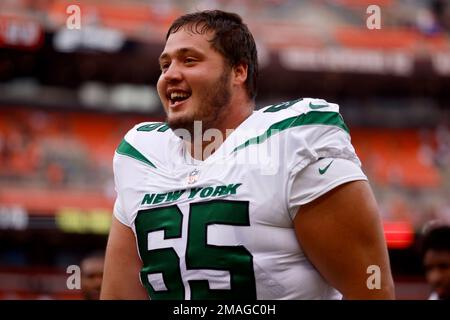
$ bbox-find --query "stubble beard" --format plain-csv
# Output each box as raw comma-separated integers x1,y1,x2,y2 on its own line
166,69,231,139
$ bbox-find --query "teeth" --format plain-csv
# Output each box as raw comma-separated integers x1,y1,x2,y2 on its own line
170,92,190,100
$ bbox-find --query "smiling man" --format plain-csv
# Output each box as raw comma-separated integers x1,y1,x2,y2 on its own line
157,31,234,134
101,10,394,300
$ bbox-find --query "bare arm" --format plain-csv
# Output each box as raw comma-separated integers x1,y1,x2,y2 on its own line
294,180,395,299
101,216,148,299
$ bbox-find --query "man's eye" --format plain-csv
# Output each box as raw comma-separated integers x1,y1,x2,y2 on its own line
160,63,170,71
185,58,196,64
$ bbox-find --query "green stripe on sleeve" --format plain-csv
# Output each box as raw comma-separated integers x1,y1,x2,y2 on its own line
116,139,157,168
233,111,349,153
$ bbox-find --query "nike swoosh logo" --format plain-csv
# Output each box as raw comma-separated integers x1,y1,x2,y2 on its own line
319,160,334,175
309,102,328,109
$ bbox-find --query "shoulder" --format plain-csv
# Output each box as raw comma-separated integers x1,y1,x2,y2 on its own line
259,97,339,114
114,121,178,170
249,98,360,169
123,121,172,142
252,97,348,135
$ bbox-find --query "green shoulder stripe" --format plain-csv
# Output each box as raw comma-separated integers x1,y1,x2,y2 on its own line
116,139,157,168
233,111,349,153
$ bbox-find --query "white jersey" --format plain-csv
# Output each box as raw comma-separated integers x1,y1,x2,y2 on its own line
113,98,367,300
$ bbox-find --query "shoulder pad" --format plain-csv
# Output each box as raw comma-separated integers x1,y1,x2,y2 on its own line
261,98,339,115
115,122,177,170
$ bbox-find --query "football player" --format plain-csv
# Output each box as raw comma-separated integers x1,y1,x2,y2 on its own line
101,10,394,300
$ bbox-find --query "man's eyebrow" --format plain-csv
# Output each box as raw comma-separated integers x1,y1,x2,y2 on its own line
159,47,203,62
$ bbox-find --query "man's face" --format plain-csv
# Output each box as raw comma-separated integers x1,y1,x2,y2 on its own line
424,250,450,300
81,257,104,300
157,26,232,134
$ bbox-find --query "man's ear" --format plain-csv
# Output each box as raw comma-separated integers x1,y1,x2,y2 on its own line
232,63,248,86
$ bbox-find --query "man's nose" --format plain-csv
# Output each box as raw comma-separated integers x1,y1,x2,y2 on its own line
163,62,182,82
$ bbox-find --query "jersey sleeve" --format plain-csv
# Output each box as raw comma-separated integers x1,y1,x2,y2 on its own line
113,195,130,227
287,157,367,219
112,133,136,228
283,99,367,219
112,123,158,228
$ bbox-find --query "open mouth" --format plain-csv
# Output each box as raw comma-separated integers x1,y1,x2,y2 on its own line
167,90,191,108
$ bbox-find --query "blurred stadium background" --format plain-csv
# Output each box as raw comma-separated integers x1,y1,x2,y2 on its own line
0,0,449,299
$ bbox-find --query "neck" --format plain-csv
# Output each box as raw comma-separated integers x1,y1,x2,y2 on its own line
186,100,254,161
